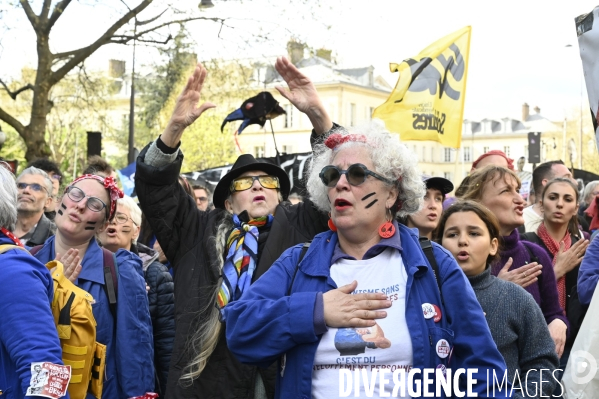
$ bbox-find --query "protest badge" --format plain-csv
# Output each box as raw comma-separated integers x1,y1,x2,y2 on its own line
26,362,71,399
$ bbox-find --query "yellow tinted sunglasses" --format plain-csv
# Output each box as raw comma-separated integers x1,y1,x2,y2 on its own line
230,175,280,193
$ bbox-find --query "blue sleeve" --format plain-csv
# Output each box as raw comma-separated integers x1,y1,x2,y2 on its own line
433,244,511,398
0,250,69,398
114,250,155,396
225,245,320,367
579,236,599,305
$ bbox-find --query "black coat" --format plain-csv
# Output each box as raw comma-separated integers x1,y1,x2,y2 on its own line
135,145,328,399
27,213,56,247
132,243,175,398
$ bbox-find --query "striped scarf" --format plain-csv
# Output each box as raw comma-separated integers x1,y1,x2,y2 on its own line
217,213,273,312
537,223,571,313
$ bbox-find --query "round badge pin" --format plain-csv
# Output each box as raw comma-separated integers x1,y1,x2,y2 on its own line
422,303,435,319
433,305,442,323
436,364,447,377
436,339,450,359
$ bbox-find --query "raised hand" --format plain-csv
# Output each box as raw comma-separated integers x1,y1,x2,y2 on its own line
323,280,391,328
497,257,542,288
274,57,332,134
162,63,216,148
56,248,82,283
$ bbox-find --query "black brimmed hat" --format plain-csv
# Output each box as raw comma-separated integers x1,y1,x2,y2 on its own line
423,176,454,195
213,154,291,210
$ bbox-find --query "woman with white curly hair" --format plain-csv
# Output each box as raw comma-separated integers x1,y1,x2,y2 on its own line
226,124,510,398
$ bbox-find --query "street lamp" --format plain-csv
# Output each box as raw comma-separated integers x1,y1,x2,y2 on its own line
0,124,6,152
199,0,214,8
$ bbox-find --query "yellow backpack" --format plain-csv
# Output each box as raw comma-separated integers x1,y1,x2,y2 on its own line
0,244,106,399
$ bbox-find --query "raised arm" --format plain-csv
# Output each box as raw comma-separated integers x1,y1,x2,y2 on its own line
161,62,215,148
274,56,332,135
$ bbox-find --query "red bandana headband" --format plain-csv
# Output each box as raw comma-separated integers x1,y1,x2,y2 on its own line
324,133,368,150
68,174,124,220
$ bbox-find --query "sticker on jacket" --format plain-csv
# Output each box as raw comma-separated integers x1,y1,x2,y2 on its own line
26,362,71,398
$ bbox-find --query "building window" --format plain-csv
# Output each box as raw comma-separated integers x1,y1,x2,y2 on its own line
463,147,471,162
284,105,293,128
369,107,375,120
350,103,356,126
444,148,452,163
422,146,427,162
444,172,452,181
431,147,435,161
483,146,489,154
504,146,510,157
282,144,292,154
254,146,265,158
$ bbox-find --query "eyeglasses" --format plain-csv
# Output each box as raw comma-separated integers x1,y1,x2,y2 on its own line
113,212,138,226
17,182,50,194
65,186,107,214
319,163,393,187
230,175,280,193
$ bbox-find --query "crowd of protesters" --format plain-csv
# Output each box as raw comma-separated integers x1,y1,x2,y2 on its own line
3,56,599,399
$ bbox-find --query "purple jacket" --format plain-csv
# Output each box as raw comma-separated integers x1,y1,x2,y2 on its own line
493,230,569,329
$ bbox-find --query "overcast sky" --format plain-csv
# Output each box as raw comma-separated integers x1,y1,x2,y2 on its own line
1,0,598,122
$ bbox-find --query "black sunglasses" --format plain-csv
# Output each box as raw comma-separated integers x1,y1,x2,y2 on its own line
319,163,393,187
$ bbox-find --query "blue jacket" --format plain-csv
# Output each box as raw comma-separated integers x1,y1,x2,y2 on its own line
34,236,154,399
0,234,69,399
578,235,599,305
226,225,510,398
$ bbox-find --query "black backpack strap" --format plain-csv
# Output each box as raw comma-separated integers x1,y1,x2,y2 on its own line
521,241,540,264
419,237,445,308
102,248,118,320
287,241,311,296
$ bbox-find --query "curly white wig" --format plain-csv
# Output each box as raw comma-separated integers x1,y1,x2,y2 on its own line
307,120,425,218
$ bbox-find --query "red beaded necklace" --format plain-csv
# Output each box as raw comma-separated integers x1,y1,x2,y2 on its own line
1,227,24,247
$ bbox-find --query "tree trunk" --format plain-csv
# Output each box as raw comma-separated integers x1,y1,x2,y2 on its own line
23,29,54,162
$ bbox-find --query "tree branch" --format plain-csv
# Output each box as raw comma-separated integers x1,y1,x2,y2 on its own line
19,0,40,30
0,79,34,100
40,0,52,22
109,33,172,45
0,106,25,135
47,0,72,32
48,0,154,87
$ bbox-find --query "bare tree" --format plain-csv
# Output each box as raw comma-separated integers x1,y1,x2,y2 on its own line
0,0,223,161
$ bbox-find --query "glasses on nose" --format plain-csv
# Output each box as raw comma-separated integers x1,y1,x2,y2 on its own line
230,175,280,193
113,212,138,226
65,186,107,213
17,182,49,194
319,163,393,187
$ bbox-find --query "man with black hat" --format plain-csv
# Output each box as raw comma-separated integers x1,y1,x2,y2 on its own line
135,58,347,398
400,175,454,239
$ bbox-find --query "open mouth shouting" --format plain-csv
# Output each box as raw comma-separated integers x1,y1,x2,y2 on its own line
334,198,352,211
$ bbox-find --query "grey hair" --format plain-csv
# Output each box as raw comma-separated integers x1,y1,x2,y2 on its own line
307,120,425,218
582,180,599,205
116,196,142,226
0,164,18,231
17,166,53,197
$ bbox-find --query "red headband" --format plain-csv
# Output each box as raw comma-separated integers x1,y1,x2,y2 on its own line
324,133,368,150
68,174,124,220
471,150,514,171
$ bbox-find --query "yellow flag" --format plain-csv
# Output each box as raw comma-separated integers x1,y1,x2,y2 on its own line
373,26,471,148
